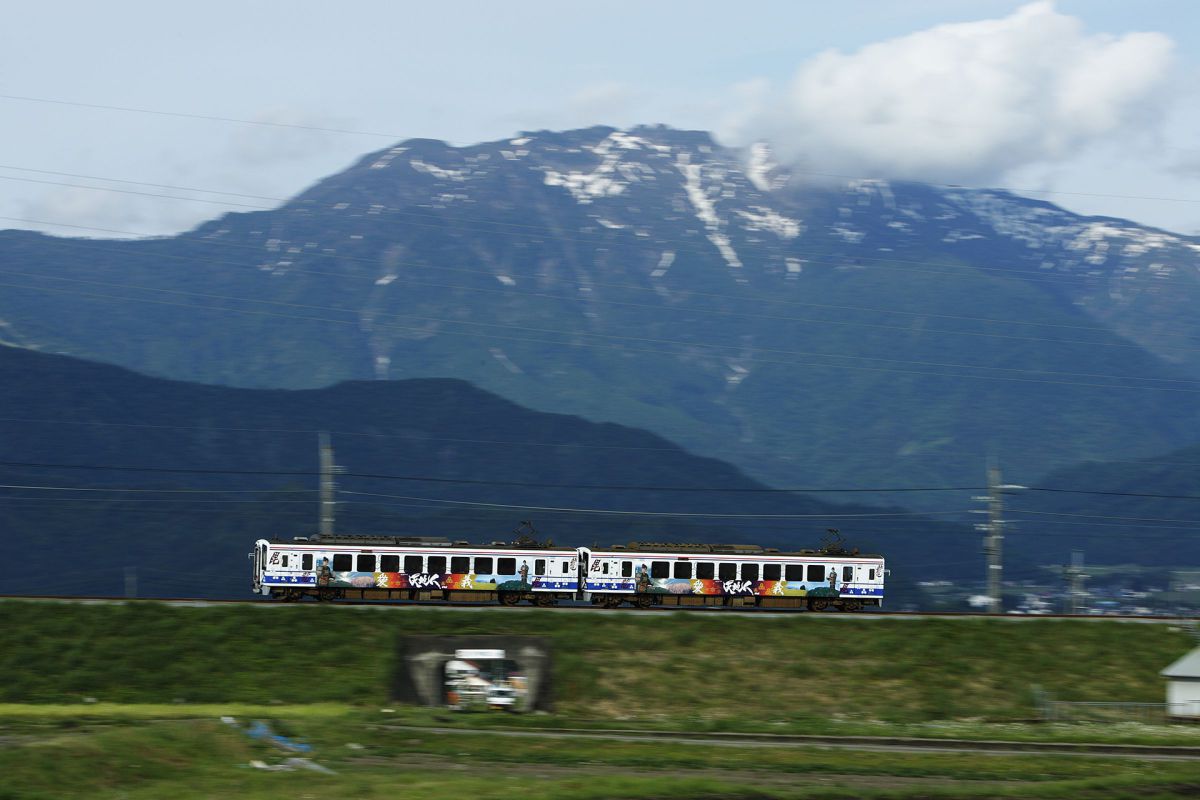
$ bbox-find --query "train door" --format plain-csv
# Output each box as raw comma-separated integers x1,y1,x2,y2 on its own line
251,541,266,594
575,547,591,600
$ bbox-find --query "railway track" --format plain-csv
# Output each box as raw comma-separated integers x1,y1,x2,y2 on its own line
1,594,1196,622
376,724,1200,761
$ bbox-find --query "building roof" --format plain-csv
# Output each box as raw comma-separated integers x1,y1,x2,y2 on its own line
1162,646,1200,679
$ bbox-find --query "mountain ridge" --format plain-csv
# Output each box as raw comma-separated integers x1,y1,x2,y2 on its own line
1,124,1197,497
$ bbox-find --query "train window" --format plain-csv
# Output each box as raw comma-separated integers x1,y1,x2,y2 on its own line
404,555,423,574
333,553,352,571
807,565,825,582
535,559,546,575
451,556,469,573
474,557,493,574
764,563,781,581
651,561,669,579
563,561,571,574
281,554,289,568
673,561,692,579
742,564,759,582
497,557,516,575
785,564,804,581
696,562,715,580
381,554,400,572
843,566,853,582
869,568,876,581
356,554,375,572
621,561,632,577
602,562,609,575
428,556,447,575
302,553,313,571
718,562,737,581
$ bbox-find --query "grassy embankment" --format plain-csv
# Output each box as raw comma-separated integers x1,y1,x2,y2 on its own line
5,600,1200,799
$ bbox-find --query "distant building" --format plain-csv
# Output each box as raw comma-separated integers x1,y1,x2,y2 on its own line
1161,647,1200,719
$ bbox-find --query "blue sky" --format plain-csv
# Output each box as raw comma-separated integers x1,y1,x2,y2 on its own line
2,1,1198,236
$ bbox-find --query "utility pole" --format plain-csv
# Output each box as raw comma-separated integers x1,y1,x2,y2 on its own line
986,463,1004,614
1065,550,1087,614
319,432,336,538
973,464,1025,614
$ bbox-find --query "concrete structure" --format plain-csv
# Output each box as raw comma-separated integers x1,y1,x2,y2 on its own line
1161,647,1200,719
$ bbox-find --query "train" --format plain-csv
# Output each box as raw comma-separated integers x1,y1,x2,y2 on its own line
250,533,886,611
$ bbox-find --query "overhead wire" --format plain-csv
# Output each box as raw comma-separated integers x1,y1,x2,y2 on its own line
5,278,1199,392
3,91,1199,204
5,265,1199,385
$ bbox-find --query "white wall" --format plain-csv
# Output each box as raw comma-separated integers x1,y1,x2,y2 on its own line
1167,680,1200,717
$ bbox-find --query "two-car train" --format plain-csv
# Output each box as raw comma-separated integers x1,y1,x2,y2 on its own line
250,534,886,611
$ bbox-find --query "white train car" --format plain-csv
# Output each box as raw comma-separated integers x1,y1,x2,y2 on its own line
250,535,885,611
581,542,886,611
251,534,579,605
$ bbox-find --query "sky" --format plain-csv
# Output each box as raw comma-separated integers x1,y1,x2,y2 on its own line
2,0,1199,238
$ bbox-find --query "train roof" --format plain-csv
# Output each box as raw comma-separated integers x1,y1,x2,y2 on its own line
601,541,883,559
275,533,571,551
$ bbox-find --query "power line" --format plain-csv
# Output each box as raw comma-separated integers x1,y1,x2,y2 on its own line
0,93,401,138
6,266,1197,384
0,461,982,493
337,489,964,518
4,462,1200,501
6,279,1199,393
17,231,1196,358
2,91,1198,206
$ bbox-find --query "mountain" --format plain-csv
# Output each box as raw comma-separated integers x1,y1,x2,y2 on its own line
1,125,1198,496
0,345,965,600
1008,444,1200,567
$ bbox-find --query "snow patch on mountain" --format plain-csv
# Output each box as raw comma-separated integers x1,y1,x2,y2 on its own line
410,159,468,181
736,206,802,239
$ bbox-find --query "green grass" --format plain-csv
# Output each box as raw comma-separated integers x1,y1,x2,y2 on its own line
2,601,1193,725
4,714,1200,800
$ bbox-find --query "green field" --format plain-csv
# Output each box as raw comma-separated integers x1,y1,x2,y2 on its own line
5,600,1200,799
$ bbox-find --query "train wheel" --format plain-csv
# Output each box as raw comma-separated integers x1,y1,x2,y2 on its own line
500,592,520,606
843,599,863,612
603,595,622,609
634,594,652,610
809,598,830,612
536,594,555,607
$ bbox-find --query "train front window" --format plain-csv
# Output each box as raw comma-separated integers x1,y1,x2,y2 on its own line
332,553,352,571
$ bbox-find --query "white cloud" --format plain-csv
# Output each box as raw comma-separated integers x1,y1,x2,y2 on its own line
726,2,1175,184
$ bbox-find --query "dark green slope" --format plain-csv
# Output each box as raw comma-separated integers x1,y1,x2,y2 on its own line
1012,445,1200,567
1,126,1197,501
0,346,965,600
